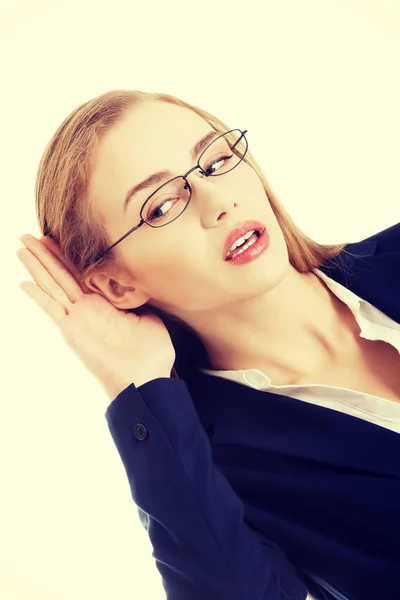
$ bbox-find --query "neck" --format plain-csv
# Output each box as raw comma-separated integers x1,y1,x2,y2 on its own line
192,266,354,385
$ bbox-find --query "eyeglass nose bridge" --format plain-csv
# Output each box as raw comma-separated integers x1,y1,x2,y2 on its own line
180,164,208,199
179,164,210,206
183,163,208,182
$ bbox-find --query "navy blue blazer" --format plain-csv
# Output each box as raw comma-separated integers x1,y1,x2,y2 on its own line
105,222,400,600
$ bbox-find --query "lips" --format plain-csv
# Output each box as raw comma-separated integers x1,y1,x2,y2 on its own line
223,220,266,260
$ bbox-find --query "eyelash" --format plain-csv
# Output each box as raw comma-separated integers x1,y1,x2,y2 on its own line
203,153,232,174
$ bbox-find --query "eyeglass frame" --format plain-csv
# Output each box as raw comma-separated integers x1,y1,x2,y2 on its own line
92,128,248,266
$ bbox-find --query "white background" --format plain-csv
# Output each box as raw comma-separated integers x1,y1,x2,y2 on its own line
1,0,399,598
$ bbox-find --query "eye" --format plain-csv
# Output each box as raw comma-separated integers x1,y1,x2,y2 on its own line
148,196,178,221
203,153,233,175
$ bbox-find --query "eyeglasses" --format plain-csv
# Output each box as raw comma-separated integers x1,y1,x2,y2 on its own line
91,128,248,266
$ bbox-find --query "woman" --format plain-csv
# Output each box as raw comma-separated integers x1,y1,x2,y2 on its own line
17,89,400,600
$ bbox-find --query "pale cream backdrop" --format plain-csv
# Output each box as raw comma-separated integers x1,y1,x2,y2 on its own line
1,0,399,598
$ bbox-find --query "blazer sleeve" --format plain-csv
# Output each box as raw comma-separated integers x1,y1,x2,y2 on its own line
105,377,308,600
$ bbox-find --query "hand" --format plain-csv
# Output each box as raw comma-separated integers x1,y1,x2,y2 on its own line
16,234,175,397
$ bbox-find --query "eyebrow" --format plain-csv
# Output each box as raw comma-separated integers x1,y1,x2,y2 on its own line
123,130,220,214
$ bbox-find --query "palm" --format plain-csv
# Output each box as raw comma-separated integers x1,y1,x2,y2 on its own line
17,234,175,392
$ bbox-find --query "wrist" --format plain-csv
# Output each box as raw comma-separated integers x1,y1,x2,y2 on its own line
104,373,171,400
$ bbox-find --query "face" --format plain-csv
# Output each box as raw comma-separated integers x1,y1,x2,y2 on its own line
87,101,289,323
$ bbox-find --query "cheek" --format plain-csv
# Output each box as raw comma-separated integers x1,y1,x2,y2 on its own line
137,251,194,292
145,252,213,308
249,173,267,198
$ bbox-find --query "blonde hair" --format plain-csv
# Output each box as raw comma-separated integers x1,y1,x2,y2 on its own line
35,89,350,380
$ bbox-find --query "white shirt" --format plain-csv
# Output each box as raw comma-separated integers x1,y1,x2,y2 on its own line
200,268,400,435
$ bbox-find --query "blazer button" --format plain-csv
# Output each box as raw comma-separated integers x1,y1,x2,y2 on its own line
134,423,148,441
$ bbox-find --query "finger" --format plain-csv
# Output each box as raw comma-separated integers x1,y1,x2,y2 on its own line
18,234,84,302
17,247,74,313
19,280,69,326
39,235,93,294
39,235,80,275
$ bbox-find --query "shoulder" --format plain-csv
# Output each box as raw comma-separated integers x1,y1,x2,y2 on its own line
320,221,400,277
348,221,400,256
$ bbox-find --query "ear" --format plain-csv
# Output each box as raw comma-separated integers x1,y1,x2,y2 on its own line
82,270,151,311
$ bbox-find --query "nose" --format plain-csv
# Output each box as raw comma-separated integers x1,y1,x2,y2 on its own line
187,172,237,224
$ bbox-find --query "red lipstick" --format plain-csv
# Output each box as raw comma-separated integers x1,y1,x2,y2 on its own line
223,220,268,263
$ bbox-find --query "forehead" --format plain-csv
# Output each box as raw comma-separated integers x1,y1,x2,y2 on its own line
89,101,211,215
99,101,210,168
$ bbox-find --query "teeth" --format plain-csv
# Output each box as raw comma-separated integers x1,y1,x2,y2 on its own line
230,234,258,258
229,229,256,253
